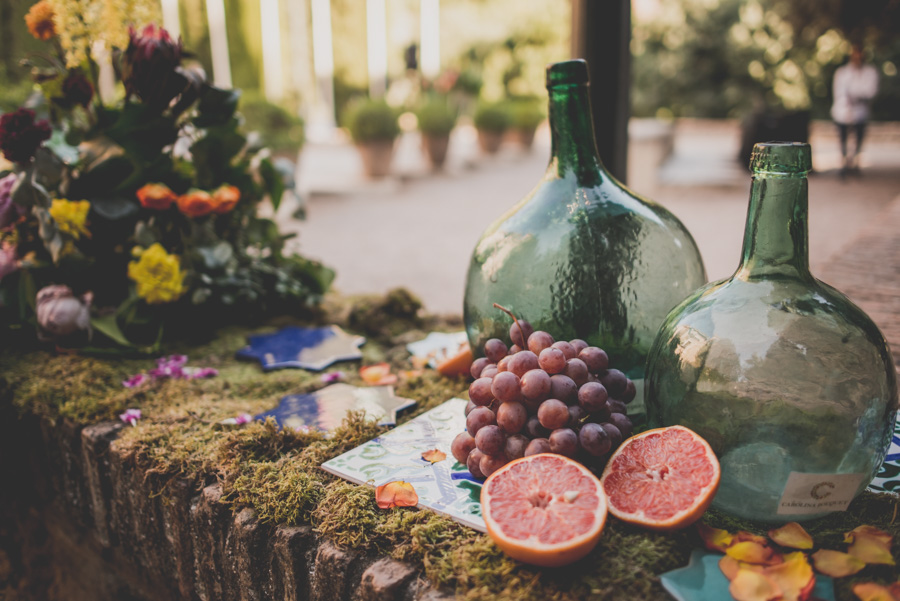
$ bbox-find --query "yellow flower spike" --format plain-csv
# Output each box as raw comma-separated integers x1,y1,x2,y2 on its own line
49,199,91,239
127,243,186,304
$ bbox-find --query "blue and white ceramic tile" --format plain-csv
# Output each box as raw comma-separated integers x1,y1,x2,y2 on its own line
660,549,834,601
236,325,365,371
321,398,486,532
406,331,469,368
255,383,416,431
868,410,900,494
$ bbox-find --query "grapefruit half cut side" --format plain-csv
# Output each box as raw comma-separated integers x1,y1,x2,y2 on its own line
480,453,608,567
600,425,720,531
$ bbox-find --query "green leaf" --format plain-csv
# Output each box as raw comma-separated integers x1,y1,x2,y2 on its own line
91,197,139,221
134,221,157,247
194,85,241,127
46,130,80,165
90,313,135,348
33,147,66,190
190,122,247,188
258,157,285,210
10,171,51,209
31,206,64,263
197,241,233,271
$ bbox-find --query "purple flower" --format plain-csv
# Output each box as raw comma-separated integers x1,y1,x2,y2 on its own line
0,173,22,230
60,70,94,108
0,108,51,165
148,354,189,379
321,371,345,384
235,413,253,425
0,243,17,282
122,373,149,388
184,367,218,379
35,284,92,342
119,408,142,426
122,24,184,108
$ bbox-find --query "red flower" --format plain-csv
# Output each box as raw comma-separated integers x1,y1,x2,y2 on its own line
176,190,215,217
0,109,51,165
211,184,240,214
136,183,177,210
121,24,183,107
60,71,94,108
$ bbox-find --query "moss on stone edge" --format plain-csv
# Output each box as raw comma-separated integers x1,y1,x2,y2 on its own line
2,289,898,601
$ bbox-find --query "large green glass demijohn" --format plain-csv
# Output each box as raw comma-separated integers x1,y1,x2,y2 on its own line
463,59,706,393
645,142,898,522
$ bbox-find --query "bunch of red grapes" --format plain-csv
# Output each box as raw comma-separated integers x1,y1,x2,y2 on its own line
451,317,635,480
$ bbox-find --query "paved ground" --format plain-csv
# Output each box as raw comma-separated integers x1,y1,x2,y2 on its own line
275,119,900,315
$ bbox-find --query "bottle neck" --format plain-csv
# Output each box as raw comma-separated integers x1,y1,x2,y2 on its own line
547,84,604,185
736,173,810,280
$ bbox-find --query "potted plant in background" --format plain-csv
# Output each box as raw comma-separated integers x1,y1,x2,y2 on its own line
346,99,400,178
416,96,457,169
508,98,545,151
239,94,305,161
473,102,510,155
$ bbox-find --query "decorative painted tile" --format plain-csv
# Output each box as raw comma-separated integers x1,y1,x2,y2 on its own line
255,383,416,431
660,549,835,601
321,398,486,532
406,331,469,368
868,410,900,494
236,325,365,371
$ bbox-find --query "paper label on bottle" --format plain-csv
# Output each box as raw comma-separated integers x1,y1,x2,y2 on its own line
777,472,865,515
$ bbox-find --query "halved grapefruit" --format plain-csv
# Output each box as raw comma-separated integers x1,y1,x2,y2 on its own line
480,453,608,567
600,425,720,531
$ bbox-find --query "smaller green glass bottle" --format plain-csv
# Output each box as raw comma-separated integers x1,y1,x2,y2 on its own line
645,142,898,522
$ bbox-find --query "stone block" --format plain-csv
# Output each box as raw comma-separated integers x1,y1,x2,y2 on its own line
191,483,231,601
270,525,315,601
311,541,357,601
80,420,123,547
160,478,199,600
355,558,417,601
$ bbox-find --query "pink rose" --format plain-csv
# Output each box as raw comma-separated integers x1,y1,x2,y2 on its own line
35,284,92,342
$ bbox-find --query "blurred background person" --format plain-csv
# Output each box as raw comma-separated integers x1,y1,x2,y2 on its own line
831,44,879,175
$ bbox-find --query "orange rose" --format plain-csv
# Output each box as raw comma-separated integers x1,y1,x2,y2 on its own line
25,1,55,41
176,189,215,217
211,184,240,214
136,183,177,210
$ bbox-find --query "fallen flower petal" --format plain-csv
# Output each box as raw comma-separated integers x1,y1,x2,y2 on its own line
235,413,253,425
321,371,344,384
119,408,141,427
852,582,898,601
726,541,782,566
729,568,781,601
845,526,893,547
698,523,735,553
184,367,219,379
360,363,398,386
764,552,815,601
811,549,866,578
436,343,473,377
421,449,446,463
734,531,771,546
720,555,764,581
122,373,149,388
375,481,418,509
849,533,896,566
768,522,814,550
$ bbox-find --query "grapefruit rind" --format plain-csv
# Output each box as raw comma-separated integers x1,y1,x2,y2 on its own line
481,453,608,567
600,425,720,532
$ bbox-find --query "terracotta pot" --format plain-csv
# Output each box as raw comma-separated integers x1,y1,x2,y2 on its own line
422,133,450,169
356,139,395,178
477,129,504,155
513,126,537,150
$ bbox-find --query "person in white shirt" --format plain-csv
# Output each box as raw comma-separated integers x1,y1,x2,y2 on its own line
831,44,879,175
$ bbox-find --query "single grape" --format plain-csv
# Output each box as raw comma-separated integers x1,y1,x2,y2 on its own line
538,347,567,375
524,438,551,456
606,399,627,415
480,453,508,478
549,374,578,404
497,356,511,372
451,431,477,464
465,400,476,416
497,401,527,434
608,413,633,439
508,351,540,377
509,319,534,348
520,369,551,401
601,423,623,448
569,339,589,354
480,365,499,379
579,346,609,373
468,377,495,406
466,406,495,436
538,399,569,430
549,428,578,458
587,401,611,424
567,404,588,428
527,331,555,355
505,434,529,460
552,340,577,360
525,415,550,438
600,369,628,398
621,379,637,403
509,344,522,354
564,358,590,387
491,371,521,403
578,423,612,457
483,338,508,363
577,381,609,413
470,357,491,379
467,449,486,479
475,425,506,456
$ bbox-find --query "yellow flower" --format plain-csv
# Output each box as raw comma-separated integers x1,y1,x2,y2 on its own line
49,199,90,239
25,1,56,41
127,243,186,304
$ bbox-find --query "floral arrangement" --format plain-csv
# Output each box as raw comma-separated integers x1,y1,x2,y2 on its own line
0,2,333,350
